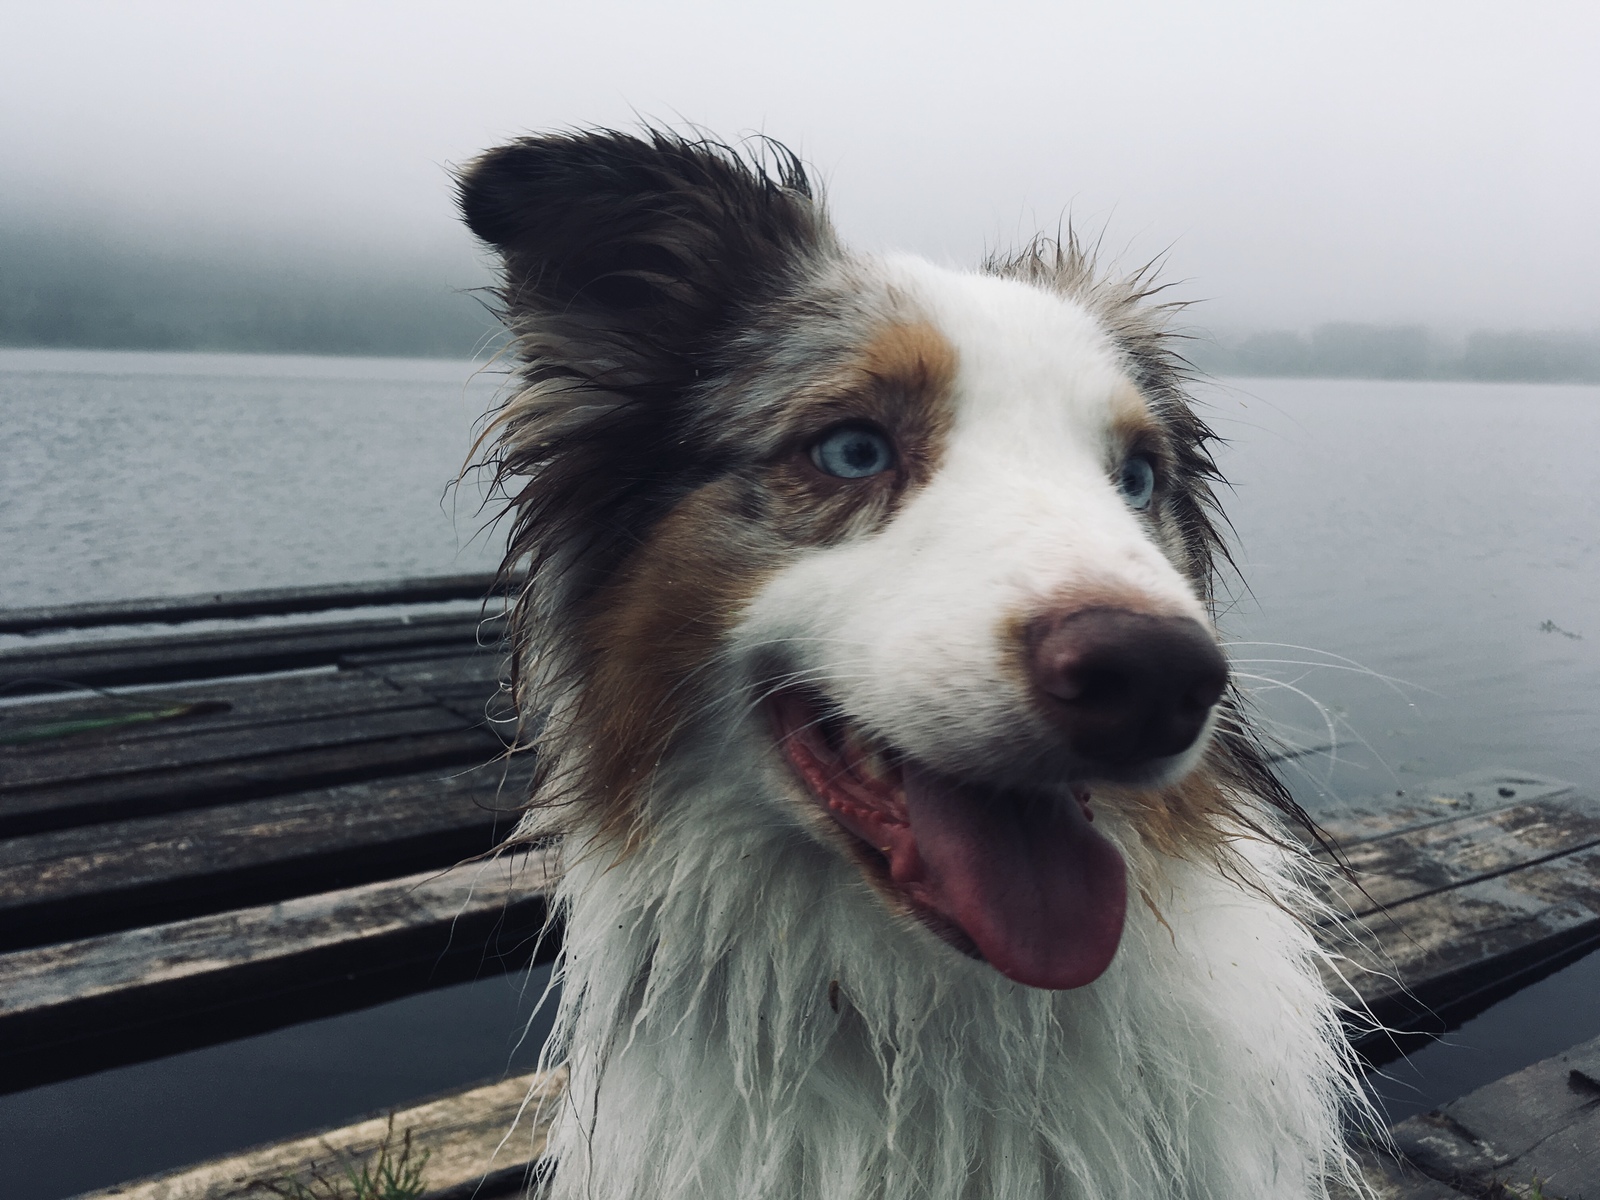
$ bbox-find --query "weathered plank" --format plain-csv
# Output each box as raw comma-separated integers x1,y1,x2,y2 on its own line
0,763,529,949
0,723,504,837
0,668,411,752
1332,864,1600,1038
66,1080,1478,1200
0,653,516,832
33,769,1600,1199
0,854,557,1091
0,573,511,637
1320,789,1600,919
1315,770,1577,848
1336,1149,1474,1199
2,700,478,793
0,611,501,694
348,651,507,690
68,1067,564,1200
1312,776,1600,1040
349,651,520,735
1389,1035,1600,1198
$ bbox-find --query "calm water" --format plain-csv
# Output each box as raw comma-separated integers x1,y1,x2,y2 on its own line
1206,375,1600,809
2,352,1598,1194
0,348,503,608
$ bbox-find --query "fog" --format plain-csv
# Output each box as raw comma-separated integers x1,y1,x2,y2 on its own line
3,0,1598,336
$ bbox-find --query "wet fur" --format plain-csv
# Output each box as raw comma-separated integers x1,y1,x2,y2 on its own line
458,129,1371,1199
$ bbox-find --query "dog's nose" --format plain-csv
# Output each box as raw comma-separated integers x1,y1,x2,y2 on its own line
1026,607,1229,767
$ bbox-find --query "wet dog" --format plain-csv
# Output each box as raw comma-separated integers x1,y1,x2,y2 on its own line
458,130,1368,1200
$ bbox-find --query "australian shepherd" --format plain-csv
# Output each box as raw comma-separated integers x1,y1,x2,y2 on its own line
457,130,1369,1200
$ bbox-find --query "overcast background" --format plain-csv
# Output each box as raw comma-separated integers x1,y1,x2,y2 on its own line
2,0,1597,363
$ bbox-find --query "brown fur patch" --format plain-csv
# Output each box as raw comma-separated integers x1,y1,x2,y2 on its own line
858,319,960,401
565,319,958,849
574,479,787,847
1097,761,1242,864
759,319,958,545
1107,381,1161,449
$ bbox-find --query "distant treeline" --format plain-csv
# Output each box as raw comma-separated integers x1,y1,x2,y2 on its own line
0,223,502,360
1193,323,1600,384
4,222,1598,380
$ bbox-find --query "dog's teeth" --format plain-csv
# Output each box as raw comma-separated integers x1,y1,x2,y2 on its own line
843,728,893,783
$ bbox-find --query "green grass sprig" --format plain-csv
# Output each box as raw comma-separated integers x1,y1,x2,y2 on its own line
255,1116,430,1200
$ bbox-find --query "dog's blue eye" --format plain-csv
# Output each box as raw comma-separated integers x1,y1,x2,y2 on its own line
811,425,895,479
1117,454,1156,510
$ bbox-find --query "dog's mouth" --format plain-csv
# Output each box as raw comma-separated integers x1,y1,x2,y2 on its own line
769,689,1128,990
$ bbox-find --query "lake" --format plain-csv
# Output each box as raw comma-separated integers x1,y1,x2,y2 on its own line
2,349,1598,1196
0,348,502,610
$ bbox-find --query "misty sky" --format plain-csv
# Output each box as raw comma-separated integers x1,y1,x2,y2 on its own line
3,0,1597,331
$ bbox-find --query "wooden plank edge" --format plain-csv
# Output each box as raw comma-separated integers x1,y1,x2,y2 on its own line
1336,1147,1474,1198
1360,930,1600,1058
0,573,518,637
0,618,503,695
0,855,558,1092
0,699,479,793
1332,920,1600,1061
0,819,513,956
0,728,508,839
1315,773,1579,851
68,1067,566,1200
1326,801,1600,925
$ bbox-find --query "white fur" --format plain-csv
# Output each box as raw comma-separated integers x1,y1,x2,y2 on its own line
525,259,1371,1199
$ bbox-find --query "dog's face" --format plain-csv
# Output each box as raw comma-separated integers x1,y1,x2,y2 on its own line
461,132,1249,992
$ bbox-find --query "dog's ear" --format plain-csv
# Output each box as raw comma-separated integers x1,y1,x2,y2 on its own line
458,130,829,382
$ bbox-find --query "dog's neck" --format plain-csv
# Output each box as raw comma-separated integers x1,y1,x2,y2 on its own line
532,747,1360,1200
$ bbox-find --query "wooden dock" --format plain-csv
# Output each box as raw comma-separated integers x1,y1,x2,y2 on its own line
0,576,552,1092
1382,1033,1600,1197
1312,769,1600,1059
1,580,1597,1198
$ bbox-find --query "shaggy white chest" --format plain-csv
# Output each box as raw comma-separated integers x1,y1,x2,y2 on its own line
535,772,1351,1200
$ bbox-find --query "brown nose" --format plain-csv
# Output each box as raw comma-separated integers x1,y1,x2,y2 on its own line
1027,607,1229,768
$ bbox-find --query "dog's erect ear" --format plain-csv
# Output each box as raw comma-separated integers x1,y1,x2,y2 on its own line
457,130,829,379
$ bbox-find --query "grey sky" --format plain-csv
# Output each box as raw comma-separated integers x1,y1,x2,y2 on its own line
3,0,1596,330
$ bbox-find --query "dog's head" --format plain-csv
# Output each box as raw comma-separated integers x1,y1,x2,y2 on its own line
461,130,1291,991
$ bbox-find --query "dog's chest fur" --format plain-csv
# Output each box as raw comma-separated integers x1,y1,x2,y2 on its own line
541,779,1349,1200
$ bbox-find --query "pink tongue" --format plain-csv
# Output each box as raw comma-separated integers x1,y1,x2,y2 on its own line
895,768,1128,990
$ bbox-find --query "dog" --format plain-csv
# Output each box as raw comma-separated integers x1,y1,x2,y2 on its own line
457,130,1370,1200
